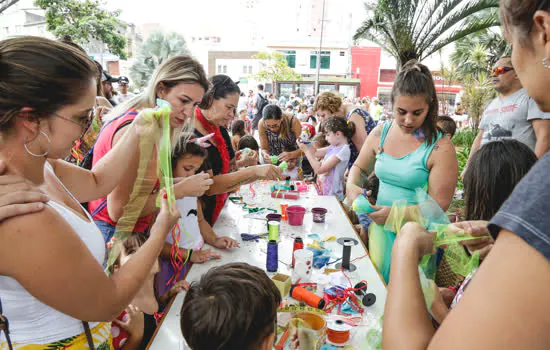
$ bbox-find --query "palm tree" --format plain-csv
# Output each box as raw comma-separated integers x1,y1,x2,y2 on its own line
129,31,189,89
451,29,511,76
354,0,500,68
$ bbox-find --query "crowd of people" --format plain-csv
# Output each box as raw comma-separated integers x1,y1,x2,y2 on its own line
1,0,550,348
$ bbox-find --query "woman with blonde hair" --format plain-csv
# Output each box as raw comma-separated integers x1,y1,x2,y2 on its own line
314,91,377,168
0,36,180,348
89,56,214,245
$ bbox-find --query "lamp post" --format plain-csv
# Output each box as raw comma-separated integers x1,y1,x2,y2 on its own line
315,0,326,95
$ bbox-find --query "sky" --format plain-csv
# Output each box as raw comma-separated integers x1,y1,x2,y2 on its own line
104,0,366,43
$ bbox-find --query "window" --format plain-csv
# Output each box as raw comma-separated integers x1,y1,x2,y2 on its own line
248,65,253,74
223,65,228,74
279,50,296,68
340,51,346,56
310,51,331,69
243,65,248,74
218,65,222,73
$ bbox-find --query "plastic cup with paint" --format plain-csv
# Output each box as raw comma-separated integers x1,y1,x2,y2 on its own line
292,249,314,283
287,205,306,226
311,207,328,223
268,221,280,241
266,213,282,230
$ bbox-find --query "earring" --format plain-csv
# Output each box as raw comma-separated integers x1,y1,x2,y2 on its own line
24,130,51,157
543,57,550,69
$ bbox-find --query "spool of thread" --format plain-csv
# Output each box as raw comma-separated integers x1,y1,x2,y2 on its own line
290,286,325,309
327,320,351,345
292,237,304,267
266,240,278,272
335,237,358,272
268,221,280,241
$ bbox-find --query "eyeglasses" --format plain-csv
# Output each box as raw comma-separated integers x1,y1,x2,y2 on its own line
53,107,95,132
491,66,514,76
264,121,281,130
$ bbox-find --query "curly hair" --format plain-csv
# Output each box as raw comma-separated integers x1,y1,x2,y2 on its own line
313,91,343,114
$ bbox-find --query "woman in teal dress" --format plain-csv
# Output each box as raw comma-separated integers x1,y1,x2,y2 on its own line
346,61,458,283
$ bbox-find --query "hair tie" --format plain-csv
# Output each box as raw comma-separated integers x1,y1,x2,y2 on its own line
188,133,214,148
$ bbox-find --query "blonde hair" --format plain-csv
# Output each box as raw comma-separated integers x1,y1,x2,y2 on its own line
104,56,209,127
313,91,343,114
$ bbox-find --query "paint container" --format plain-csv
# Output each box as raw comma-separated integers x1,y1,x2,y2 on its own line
311,207,328,223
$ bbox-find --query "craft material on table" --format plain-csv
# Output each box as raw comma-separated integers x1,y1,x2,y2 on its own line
312,207,328,223
292,249,314,283
268,221,280,241
267,240,279,272
287,205,306,226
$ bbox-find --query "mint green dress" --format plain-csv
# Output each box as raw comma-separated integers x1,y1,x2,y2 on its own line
370,121,442,283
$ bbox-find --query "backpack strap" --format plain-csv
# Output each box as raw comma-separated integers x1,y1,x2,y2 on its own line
0,297,13,350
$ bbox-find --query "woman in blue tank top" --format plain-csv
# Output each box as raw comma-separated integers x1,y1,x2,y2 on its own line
346,61,458,283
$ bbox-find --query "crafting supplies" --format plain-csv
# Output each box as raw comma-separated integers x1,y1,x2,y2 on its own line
352,195,376,215
292,237,304,267
335,238,359,272
271,190,299,200
266,240,279,272
287,205,306,226
272,273,292,297
290,286,325,309
280,204,289,221
326,319,352,345
311,207,328,223
268,221,280,241
353,282,376,307
266,213,282,230
278,305,327,315
292,249,313,283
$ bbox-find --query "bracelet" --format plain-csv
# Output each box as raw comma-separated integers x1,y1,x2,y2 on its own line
183,249,193,265
363,188,368,197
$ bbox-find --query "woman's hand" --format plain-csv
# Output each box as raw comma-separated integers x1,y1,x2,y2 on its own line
235,149,259,167
174,172,214,198
150,190,181,239
450,220,494,260
190,248,222,263
0,160,48,221
368,205,391,225
260,149,271,163
278,150,300,162
397,222,436,258
212,236,240,249
113,305,145,340
345,183,364,205
166,280,190,300
254,164,283,180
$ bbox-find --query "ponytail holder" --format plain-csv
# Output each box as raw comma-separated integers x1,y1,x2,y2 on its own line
188,132,215,148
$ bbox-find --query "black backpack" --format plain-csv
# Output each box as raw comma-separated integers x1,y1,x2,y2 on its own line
252,93,268,130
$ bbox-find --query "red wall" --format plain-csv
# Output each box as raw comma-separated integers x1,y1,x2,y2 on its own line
351,47,381,98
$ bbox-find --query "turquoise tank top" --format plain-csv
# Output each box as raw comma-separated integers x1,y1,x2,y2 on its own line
374,122,442,207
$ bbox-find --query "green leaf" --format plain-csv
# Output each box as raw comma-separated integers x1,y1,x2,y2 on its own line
35,0,127,59
250,51,302,82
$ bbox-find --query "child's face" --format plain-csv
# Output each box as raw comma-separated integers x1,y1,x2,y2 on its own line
120,244,160,275
174,155,205,178
286,157,297,170
325,131,343,145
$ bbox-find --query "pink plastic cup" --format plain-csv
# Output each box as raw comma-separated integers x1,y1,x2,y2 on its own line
287,206,306,226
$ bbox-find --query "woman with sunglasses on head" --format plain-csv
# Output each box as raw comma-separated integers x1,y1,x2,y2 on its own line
382,2,550,348
194,75,282,225
462,57,550,178
89,56,214,245
0,36,183,348
258,104,303,164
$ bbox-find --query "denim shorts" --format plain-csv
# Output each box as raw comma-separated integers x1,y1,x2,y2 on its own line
358,213,374,232
95,220,116,244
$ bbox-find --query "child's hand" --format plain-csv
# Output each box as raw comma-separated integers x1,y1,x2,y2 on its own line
213,236,240,249
113,305,144,340
260,149,271,163
174,172,214,198
166,280,190,300
297,141,310,153
345,183,364,205
151,190,180,238
190,248,222,263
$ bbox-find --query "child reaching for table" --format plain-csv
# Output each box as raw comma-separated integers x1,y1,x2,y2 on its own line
281,144,303,180
298,116,353,200
156,136,239,298
110,233,190,349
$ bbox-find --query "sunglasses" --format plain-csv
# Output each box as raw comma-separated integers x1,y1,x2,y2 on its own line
491,66,514,76
53,107,95,133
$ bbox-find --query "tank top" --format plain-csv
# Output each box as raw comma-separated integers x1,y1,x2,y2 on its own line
88,109,153,233
374,121,442,207
0,163,105,344
345,107,377,169
266,116,298,156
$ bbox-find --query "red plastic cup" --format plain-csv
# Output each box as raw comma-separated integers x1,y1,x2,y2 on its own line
287,206,306,226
